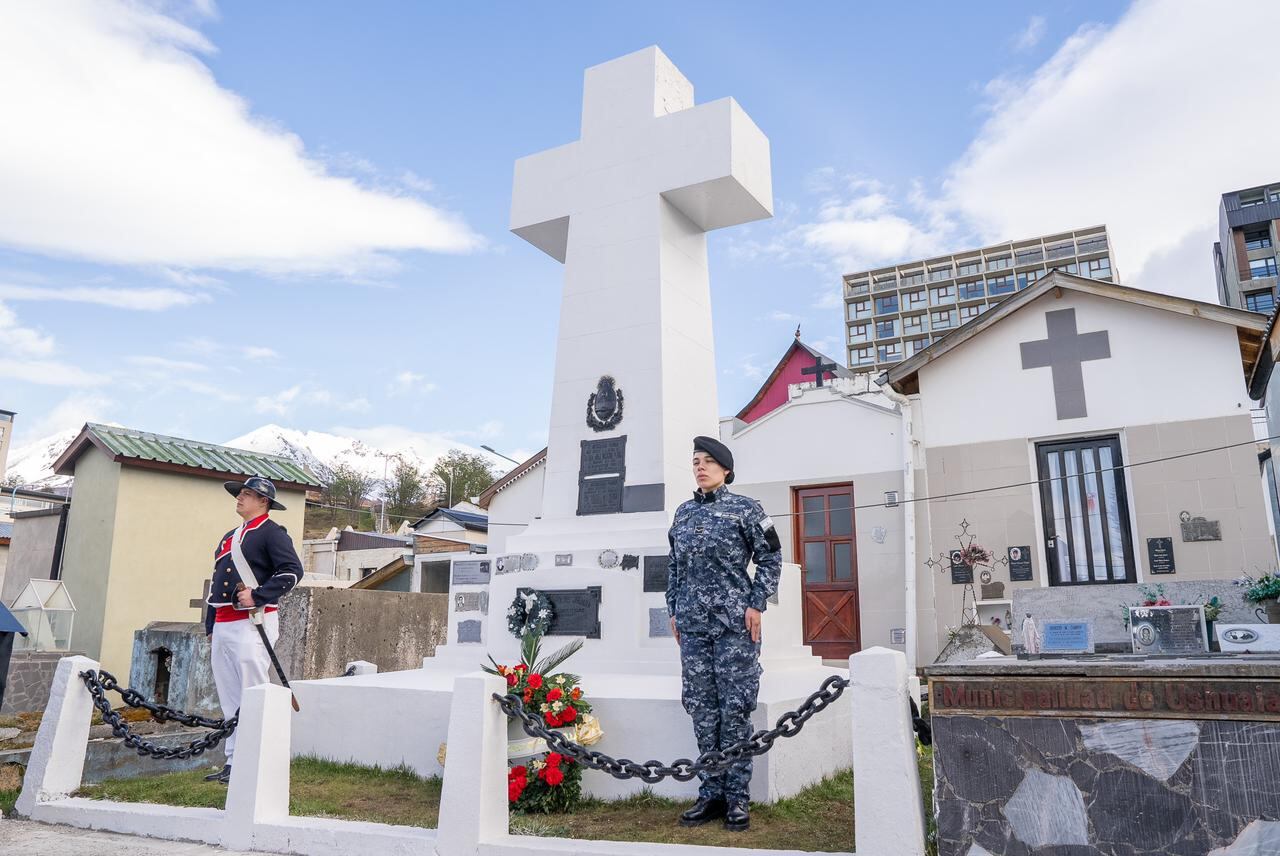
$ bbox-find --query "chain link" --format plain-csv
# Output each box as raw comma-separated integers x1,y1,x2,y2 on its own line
79,669,237,761
342,664,358,677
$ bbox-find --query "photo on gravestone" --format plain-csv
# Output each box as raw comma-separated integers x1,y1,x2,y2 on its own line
1130,605,1208,655
642,555,668,592
521,586,603,639
1008,545,1033,582
451,559,490,586
1146,537,1176,574
949,550,974,584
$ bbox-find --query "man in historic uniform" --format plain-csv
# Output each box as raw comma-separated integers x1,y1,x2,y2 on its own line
666,436,782,831
203,476,303,784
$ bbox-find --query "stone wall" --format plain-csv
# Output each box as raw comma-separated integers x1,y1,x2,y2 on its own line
1013,580,1259,652
129,622,219,718
2,651,72,714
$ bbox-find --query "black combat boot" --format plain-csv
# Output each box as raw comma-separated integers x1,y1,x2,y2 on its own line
679,796,726,827
724,799,750,832
203,764,231,784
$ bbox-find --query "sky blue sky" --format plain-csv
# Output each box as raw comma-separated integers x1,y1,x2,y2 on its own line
3,1,1276,470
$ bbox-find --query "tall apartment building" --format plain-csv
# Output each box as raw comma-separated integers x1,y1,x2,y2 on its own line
1213,182,1280,314
0,409,13,480
842,225,1116,374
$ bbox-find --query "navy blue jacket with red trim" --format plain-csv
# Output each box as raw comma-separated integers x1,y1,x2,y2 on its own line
204,514,304,635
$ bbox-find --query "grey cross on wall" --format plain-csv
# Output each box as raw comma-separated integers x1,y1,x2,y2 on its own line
1019,308,1110,420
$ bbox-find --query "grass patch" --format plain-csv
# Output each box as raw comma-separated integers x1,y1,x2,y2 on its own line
0,789,18,816
67,747,938,852
77,757,442,828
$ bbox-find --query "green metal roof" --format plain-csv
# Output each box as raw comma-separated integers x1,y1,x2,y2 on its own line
74,423,323,488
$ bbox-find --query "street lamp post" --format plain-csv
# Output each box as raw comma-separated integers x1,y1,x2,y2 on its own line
481,444,521,465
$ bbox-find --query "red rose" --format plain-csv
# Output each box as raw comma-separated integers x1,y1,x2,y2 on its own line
523,690,533,703
527,674,544,689
508,780,525,801
514,663,526,672
506,673,518,687
547,687,563,702
545,752,562,768
509,765,527,780
570,687,582,700
560,706,577,723
544,711,561,727
543,766,565,786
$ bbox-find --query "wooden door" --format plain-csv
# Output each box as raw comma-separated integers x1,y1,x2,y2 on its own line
794,483,860,658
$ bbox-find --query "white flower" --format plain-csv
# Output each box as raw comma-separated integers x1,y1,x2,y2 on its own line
531,759,545,771
506,607,516,616
554,676,565,685
537,609,549,618
552,701,564,712
540,703,550,712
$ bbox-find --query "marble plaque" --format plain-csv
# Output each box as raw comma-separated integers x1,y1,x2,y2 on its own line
457,620,482,643
526,586,602,639
455,591,489,614
1130,605,1207,655
452,560,490,586
1216,624,1280,653
642,555,667,592
555,553,573,567
649,607,673,637
1041,621,1094,654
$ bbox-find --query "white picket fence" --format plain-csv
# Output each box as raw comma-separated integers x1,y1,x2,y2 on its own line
9,647,926,856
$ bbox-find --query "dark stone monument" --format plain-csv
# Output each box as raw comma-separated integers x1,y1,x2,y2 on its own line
642,555,668,592
1146,537,1176,574
1130,605,1207,655
451,559,491,586
1008,545,1032,582
522,586,602,639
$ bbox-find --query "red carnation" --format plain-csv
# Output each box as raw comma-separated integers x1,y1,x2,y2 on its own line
523,689,533,703
560,706,577,723
544,711,561,727
527,673,544,689
509,765,527,780
508,780,525,801
543,766,565,786
506,673,518,687
545,752,562,768
547,687,563,702
514,663,526,672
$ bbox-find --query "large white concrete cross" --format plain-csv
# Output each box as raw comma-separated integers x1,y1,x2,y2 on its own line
510,47,772,545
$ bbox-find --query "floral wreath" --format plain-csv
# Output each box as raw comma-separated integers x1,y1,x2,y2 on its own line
508,589,554,639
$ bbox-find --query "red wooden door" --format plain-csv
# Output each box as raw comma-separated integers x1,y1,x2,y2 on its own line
794,484,860,659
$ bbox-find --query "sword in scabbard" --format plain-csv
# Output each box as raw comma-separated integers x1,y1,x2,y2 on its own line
236,583,301,712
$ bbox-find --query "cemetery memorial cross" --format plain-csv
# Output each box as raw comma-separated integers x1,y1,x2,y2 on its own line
801,355,838,388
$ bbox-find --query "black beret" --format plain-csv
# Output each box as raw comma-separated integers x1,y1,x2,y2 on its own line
693,435,734,484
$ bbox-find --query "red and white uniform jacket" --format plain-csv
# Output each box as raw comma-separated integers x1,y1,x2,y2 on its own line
204,514,303,635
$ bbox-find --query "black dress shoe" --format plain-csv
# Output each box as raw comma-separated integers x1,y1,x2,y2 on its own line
724,800,750,832
203,764,231,784
679,796,726,827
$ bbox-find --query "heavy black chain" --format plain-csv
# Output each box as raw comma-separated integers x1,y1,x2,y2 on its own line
79,669,237,760
342,664,358,677
495,674,932,783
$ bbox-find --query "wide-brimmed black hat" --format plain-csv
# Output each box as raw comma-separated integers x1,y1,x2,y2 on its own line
693,435,734,484
224,476,286,510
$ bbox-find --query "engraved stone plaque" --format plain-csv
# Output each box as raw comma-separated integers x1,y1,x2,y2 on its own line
578,476,624,515
1147,537,1175,574
949,550,973,585
452,560,490,586
1130,605,1207,655
1008,546,1033,582
455,591,489,614
555,553,573,567
580,436,626,477
1179,513,1221,543
642,555,667,592
522,586,602,639
457,620,482,643
578,436,626,515
1041,621,1094,654
649,608,673,637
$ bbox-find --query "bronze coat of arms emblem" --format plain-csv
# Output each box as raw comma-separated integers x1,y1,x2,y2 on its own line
586,375,624,431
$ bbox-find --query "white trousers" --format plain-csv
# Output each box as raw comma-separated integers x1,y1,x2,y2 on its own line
211,611,279,765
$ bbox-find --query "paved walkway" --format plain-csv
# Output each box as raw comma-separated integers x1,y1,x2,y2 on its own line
0,820,263,855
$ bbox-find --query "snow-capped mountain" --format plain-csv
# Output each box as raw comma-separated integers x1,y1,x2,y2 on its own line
4,423,511,492
4,427,83,489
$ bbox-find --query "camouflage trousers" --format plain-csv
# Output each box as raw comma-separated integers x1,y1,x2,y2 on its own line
677,624,762,802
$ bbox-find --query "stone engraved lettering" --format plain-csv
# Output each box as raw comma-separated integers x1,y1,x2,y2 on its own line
1147,537,1176,574
642,555,667,592
578,476,624,516
1008,545,1033,582
457,620,483,644
451,560,490,586
1130,605,1207,655
521,586,603,639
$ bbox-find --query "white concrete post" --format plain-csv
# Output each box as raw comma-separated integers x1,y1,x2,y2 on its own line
345,660,377,676
222,683,293,852
435,672,509,856
850,647,926,856
15,655,98,817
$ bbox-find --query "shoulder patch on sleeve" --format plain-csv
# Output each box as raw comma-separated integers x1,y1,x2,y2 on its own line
759,515,781,551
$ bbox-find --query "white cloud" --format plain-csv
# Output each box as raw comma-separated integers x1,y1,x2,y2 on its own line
388,370,436,396
242,346,278,360
253,384,367,415
0,302,55,358
769,311,800,322
20,392,115,442
0,300,108,386
1013,16,1047,52
0,2,482,275
0,284,210,310
126,355,209,373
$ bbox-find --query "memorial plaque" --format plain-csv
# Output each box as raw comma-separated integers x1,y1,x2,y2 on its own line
455,591,489,614
620,553,639,571
949,550,973,584
1008,546,1033,582
1041,621,1094,654
890,628,907,645
555,553,574,567
981,581,1006,601
1130,605,1207,655
451,560,490,586
643,555,667,592
1179,513,1222,542
578,476,624,515
457,620,483,643
522,586,603,639
580,436,627,477
649,608,673,637
1216,624,1280,653
520,553,540,571
1147,538,1176,574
